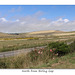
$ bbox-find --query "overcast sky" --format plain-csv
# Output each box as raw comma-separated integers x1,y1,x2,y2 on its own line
0,5,75,33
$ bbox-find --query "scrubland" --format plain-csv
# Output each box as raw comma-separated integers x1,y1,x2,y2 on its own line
0,30,75,69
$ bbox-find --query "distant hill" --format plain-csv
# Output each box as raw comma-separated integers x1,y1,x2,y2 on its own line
0,30,75,38
27,30,64,35
0,32,8,36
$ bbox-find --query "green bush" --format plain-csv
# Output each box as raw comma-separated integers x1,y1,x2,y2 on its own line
48,42,70,56
69,41,75,52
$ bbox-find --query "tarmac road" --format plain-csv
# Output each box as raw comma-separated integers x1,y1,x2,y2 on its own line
0,41,73,58
0,46,46,58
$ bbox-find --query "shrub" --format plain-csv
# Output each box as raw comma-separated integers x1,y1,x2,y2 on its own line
69,41,75,52
27,49,39,62
27,47,56,63
48,42,70,56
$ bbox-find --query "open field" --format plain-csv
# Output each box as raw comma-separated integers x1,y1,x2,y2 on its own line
0,41,75,69
0,30,75,52
0,30,75,69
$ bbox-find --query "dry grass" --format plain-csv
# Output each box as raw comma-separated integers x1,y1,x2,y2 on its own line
0,47,75,69
27,30,59,35
0,30,75,53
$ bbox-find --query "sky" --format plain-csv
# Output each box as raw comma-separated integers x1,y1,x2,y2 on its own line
0,5,75,33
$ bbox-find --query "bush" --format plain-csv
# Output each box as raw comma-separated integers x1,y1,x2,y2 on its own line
69,41,75,52
48,42,70,56
27,47,56,63
27,50,39,62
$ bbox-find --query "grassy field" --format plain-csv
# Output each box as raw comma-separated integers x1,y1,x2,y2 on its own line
0,41,75,69
0,30,75,52
0,30,75,69
34,52,75,69
0,37,75,52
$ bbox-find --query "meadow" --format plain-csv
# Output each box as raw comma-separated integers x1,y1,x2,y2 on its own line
0,32,75,52
0,30,75,68
0,41,75,69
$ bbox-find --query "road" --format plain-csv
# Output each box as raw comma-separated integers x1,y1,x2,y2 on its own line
0,46,46,58
0,41,73,58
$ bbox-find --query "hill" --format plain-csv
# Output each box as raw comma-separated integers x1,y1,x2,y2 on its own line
0,30,75,38
27,30,64,35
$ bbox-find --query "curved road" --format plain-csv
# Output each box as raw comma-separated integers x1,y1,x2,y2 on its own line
0,46,46,58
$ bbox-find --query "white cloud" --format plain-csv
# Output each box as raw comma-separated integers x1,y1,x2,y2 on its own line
57,18,63,22
64,19,69,22
57,18,69,23
16,19,19,22
0,18,7,22
0,12,75,33
41,18,46,20
21,22,26,25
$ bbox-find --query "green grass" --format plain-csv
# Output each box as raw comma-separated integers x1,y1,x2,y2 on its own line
0,37,68,52
0,36,75,53
0,30,75,52
0,31,75,68
0,51,75,69
0,39,49,52
0,41,75,69
33,52,75,69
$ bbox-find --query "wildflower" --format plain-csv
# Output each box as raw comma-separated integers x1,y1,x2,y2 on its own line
40,52,43,54
40,48,42,50
38,50,43,54
55,53,58,56
53,58,55,59
38,51,41,54
50,49,53,52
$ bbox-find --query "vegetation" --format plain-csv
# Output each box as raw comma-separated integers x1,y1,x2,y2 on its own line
0,30,75,52
69,41,75,52
0,41,75,69
0,30,75,68
48,42,70,56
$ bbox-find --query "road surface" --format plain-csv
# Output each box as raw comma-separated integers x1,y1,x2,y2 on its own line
0,41,73,58
0,46,46,58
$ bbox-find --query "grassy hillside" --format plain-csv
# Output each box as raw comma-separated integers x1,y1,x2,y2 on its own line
0,30,75,38
27,30,63,35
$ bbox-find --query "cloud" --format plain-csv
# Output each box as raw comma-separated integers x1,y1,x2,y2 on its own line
0,11,75,33
16,19,19,22
57,18,69,22
41,18,46,20
57,18,63,22
64,19,69,22
0,18,7,22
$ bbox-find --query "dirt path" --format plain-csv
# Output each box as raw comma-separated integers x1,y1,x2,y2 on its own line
0,46,46,58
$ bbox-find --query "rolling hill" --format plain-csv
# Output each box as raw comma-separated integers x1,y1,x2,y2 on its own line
0,30,75,38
